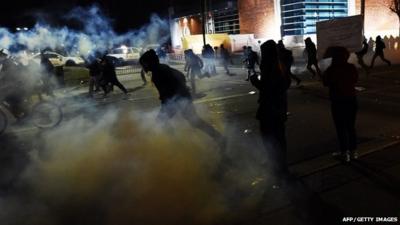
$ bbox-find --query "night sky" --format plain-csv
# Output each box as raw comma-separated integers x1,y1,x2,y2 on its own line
0,0,198,33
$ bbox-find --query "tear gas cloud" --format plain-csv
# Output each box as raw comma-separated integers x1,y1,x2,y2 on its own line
1,107,268,225
0,5,170,58
0,5,270,225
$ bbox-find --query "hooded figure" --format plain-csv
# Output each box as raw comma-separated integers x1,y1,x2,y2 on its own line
304,37,321,79
323,46,359,162
139,49,226,150
250,40,291,186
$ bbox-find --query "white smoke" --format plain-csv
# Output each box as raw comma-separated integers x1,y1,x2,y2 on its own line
0,5,170,58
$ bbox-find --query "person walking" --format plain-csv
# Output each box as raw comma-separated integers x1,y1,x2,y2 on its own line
250,40,291,187
304,37,321,79
243,46,259,81
220,44,231,75
370,35,391,68
185,49,204,95
86,55,103,97
323,46,359,162
202,44,216,76
277,40,300,86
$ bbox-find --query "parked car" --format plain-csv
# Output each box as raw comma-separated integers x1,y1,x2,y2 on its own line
31,51,85,67
107,46,141,65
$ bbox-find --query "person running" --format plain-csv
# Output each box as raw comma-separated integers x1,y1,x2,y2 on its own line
323,46,359,162
243,46,259,81
100,55,128,97
370,35,391,68
185,49,204,95
277,40,300,86
139,49,225,147
250,40,291,187
304,37,321,79
355,38,370,76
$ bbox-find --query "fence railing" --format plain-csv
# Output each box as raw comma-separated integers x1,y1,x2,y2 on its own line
115,65,142,75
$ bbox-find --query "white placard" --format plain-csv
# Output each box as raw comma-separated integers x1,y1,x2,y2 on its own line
316,15,364,58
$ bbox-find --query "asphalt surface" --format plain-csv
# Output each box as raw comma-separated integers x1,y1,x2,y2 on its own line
1,63,400,224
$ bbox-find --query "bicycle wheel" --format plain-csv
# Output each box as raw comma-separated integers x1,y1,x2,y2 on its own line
31,101,63,129
0,109,8,135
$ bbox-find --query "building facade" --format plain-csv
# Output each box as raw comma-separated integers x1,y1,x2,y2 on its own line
281,0,349,36
237,0,398,40
170,0,399,50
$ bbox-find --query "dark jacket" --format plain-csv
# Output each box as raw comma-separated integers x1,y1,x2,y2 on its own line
151,64,191,103
251,64,291,122
323,63,358,100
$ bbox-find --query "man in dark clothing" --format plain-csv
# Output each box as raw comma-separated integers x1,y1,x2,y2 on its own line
250,40,291,187
101,55,128,97
220,44,231,75
304,37,321,79
243,47,259,81
184,49,203,95
323,46,359,162
370,35,391,68
139,49,225,147
355,39,369,76
277,40,300,86
86,56,103,97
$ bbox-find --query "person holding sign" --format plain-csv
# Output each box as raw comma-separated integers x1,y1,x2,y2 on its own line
322,46,359,162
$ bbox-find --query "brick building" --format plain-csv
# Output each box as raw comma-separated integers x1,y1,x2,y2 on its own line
169,0,399,50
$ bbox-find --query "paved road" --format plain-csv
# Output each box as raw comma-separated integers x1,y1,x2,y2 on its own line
1,64,400,224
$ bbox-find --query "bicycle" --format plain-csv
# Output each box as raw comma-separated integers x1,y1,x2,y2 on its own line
0,98,63,135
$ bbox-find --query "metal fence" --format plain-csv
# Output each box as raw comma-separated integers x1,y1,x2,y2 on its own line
115,65,142,75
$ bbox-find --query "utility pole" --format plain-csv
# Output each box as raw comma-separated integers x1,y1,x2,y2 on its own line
361,0,365,25
360,0,365,37
201,0,207,46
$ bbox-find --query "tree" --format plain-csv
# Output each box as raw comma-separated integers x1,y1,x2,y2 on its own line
389,0,400,36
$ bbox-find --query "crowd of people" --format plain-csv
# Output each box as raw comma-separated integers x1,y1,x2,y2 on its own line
138,34,393,188
0,34,395,188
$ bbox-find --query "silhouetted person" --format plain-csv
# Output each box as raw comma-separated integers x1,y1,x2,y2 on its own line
101,55,128,97
243,46,259,81
277,40,300,86
139,49,225,146
220,44,231,75
370,35,391,68
86,55,102,97
355,39,370,76
304,37,321,79
322,46,358,162
202,44,216,76
185,49,203,94
250,40,291,187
